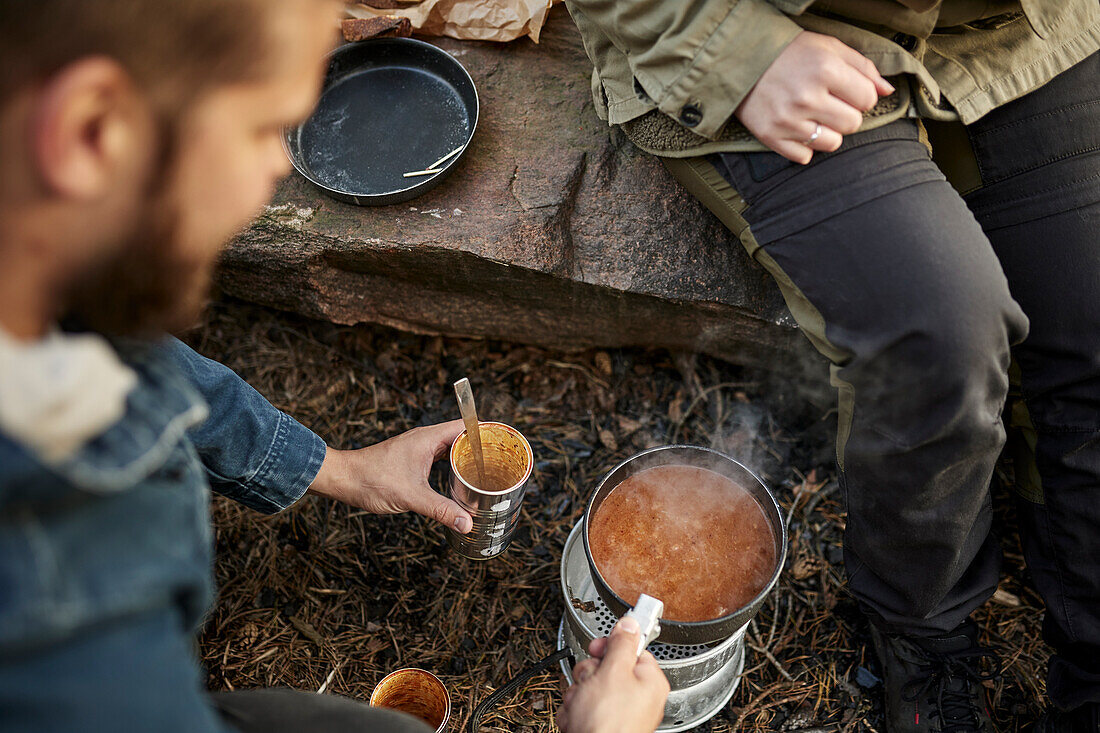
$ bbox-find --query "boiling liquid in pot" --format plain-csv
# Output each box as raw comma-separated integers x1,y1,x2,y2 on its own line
589,465,776,623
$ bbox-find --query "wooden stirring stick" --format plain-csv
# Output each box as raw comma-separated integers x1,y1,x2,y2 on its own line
453,378,486,489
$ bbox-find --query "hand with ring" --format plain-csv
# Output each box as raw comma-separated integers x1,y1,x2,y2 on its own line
804,123,823,146
734,31,895,165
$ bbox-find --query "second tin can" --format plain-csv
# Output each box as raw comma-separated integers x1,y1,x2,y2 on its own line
445,422,533,559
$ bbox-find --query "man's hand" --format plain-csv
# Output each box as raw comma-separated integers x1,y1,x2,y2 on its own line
734,31,894,164
307,420,473,534
556,617,670,733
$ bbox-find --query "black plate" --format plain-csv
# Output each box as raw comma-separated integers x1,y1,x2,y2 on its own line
284,38,478,206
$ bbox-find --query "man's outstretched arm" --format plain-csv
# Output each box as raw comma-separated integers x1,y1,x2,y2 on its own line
164,338,473,532
164,337,326,513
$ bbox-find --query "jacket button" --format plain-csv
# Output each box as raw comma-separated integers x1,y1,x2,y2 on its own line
892,33,917,51
679,104,703,127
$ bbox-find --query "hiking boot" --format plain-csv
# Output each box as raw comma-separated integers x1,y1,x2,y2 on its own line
870,620,997,733
1034,703,1100,733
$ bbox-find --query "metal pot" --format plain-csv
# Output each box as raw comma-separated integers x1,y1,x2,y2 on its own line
581,445,787,645
561,522,747,731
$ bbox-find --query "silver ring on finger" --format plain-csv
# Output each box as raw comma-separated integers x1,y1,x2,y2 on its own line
803,123,822,146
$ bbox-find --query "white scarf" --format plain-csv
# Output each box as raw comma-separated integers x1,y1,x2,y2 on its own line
0,326,137,462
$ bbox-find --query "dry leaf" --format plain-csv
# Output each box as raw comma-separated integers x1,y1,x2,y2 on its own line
616,416,642,434
791,555,824,580
594,351,612,377
364,638,389,655
598,429,617,452
668,398,683,424
289,615,325,647
992,588,1021,607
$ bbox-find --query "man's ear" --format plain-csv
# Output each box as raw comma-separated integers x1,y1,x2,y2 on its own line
32,57,151,200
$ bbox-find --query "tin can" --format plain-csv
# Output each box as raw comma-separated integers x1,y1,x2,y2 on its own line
370,667,450,732
445,421,533,560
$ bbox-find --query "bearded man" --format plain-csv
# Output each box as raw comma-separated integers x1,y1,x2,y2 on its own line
0,1,671,731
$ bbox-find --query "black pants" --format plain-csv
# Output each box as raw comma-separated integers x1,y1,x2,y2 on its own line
664,53,1100,711
210,689,433,733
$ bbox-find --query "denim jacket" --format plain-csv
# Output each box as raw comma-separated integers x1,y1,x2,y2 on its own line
0,337,325,733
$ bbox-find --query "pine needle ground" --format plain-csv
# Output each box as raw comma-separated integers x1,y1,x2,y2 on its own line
192,298,1047,732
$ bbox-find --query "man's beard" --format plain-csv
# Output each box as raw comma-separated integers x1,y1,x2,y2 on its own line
58,195,213,338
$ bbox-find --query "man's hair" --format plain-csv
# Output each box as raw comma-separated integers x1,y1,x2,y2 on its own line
1,0,326,337
0,0,284,110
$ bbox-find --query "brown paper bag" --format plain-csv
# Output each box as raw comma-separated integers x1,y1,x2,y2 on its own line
346,0,557,43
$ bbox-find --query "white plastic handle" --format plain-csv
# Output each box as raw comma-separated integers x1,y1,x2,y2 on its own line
621,593,664,657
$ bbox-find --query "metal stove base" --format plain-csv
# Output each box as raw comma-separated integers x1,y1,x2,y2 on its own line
558,618,744,732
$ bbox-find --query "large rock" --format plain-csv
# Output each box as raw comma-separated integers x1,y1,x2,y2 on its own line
218,7,815,370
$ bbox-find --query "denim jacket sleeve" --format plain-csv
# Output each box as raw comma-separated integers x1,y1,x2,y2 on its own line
164,338,326,513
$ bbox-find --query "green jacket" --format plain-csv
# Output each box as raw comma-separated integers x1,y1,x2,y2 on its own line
564,0,1100,156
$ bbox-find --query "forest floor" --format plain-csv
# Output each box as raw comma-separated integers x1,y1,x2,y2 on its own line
192,298,1048,732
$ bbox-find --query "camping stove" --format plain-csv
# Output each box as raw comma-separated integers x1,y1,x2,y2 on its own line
557,522,747,732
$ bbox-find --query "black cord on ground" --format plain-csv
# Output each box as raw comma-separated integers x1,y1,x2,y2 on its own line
467,648,575,732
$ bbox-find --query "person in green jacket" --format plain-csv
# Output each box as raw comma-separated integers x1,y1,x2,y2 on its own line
564,2,1100,732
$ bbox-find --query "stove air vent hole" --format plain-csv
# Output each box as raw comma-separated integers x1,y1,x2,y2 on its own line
589,597,711,661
